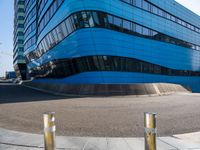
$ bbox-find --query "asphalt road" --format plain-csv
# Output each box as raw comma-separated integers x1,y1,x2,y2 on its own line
0,83,200,137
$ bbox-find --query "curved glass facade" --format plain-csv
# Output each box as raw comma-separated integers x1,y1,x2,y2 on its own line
26,11,200,62
22,0,200,92
30,55,200,78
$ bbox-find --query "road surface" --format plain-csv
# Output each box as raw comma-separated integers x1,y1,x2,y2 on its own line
0,83,200,137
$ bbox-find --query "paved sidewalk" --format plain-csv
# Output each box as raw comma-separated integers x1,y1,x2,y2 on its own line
1,128,200,150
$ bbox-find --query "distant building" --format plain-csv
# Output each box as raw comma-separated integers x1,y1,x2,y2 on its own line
13,0,27,80
23,0,200,92
5,71,16,79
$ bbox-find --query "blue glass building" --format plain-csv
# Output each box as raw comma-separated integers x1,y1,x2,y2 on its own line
23,0,200,92
13,0,27,80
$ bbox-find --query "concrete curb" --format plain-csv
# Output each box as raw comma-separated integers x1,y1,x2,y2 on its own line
1,128,200,150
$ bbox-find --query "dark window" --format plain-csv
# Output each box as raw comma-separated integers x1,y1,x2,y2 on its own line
81,12,90,27
92,12,100,26
29,55,200,78
88,12,95,27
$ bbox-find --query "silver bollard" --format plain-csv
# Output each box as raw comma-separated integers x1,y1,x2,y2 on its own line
144,112,157,150
43,112,56,150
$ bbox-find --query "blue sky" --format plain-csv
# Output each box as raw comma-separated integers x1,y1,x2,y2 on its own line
0,0,14,77
0,0,200,77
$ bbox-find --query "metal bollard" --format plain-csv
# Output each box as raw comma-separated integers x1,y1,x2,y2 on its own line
144,112,157,150
43,112,56,150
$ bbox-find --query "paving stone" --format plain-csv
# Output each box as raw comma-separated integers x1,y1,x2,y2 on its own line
82,138,107,150
56,136,88,149
106,138,132,150
124,138,144,150
0,144,43,150
1,128,200,150
159,137,200,149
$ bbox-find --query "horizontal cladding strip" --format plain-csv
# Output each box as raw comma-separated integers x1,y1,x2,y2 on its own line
24,5,36,26
120,0,200,34
26,10,200,63
37,0,64,37
37,0,48,18
24,21,36,40
25,0,36,15
29,55,200,79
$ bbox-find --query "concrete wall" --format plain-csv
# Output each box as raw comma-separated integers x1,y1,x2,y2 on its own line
22,82,190,96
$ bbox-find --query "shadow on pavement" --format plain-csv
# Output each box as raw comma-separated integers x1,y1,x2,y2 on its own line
0,83,81,104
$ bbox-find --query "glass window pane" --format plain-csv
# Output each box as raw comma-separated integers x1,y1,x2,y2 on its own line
142,27,149,36
142,0,149,10
73,14,81,28
177,19,182,24
60,22,68,37
123,0,131,3
162,11,167,17
123,20,131,31
65,19,73,34
182,21,186,26
81,12,90,27
152,6,158,14
171,15,175,22
158,9,163,16
132,23,136,32
136,24,142,34
52,29,59,44
92,12,100,26
87,12,95,27
45,34,51,49
113,17,122,27
55,26,63,41
135,0,142,7
108,15,113,24
48,32,56,47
